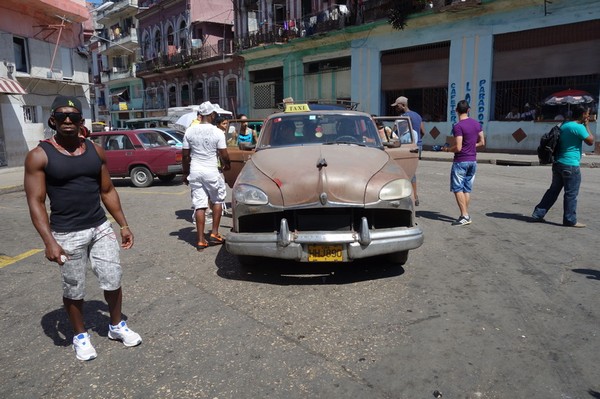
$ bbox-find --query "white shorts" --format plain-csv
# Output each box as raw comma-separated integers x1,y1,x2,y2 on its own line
189,169,227,209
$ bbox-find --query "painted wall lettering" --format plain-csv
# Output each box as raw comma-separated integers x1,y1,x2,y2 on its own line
450,82,457,124
478,79,486,124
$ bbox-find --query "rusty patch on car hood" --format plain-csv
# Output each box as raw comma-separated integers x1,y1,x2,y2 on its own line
251,145,389,206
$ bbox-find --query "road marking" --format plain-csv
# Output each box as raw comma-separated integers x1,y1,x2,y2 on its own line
120,190,188,196
0,249,43,268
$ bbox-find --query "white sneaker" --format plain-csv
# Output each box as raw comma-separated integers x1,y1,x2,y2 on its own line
108,321,142,347
73,332,97,361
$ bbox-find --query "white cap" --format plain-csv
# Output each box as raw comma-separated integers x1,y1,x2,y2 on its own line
212,103,233,115
391,96,408,107
198,101,215,116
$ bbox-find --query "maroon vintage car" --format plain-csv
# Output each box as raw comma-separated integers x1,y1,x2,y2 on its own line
89,130,182,187
222,103,423,266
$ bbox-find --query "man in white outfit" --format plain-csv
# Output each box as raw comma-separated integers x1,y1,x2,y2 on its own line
182,101,231,251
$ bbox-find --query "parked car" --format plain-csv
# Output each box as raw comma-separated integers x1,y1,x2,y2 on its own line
222,103,423,266
89,129,183,187
136,128,184,148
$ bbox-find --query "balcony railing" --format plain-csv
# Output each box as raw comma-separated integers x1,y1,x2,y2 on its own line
101,67,134,83
136,44,221,74
236,0,482,51
97,0,139,24
98,29,138,53
109,97,144,111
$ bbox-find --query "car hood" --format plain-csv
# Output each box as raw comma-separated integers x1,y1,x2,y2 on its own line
250,145,389,206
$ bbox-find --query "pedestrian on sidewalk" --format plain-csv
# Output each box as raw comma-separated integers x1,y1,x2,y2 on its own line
532,105,594,227
391,95,425,206
443,99,486,226
182,101,231,251
24,95,142,361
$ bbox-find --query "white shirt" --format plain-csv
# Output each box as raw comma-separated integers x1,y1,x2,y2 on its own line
183,122,226,172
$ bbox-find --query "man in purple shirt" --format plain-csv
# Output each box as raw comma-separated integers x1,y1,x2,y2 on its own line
443,100,486,226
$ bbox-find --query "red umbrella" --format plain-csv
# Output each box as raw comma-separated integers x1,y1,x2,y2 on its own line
543,89,594,105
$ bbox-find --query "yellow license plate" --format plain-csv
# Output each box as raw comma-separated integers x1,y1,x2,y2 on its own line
308,244,343,262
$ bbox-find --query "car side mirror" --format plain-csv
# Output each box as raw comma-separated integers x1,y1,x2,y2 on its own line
167,140,176,145
239,142,256,151
383,140,400,148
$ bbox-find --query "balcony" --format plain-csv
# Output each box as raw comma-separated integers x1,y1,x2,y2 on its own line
236,0,482,50
98,29,139,54
97,0,139,25
109,97,144,112
100,66,135,83
136,44,221,75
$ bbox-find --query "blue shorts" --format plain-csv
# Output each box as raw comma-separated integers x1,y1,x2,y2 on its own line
450,161,477,193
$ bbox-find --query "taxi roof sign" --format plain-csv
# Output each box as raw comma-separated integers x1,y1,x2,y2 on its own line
284,103,311,113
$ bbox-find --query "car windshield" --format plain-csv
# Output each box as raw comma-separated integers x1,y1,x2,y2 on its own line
162,130,184,143
136,131,170,148
257,113,382,149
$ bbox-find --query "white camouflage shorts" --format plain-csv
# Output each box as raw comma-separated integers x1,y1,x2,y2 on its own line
189,169,227,210
52,220,122,300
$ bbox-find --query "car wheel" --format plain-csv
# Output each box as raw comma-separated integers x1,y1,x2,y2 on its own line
387,250,408,265
157,174,176,183
130,166,153,188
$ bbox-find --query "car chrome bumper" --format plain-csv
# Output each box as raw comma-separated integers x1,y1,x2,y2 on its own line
226,217,423,261
167,164,183,173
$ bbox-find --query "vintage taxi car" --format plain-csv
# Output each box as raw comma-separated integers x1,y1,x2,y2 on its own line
222,102,423,265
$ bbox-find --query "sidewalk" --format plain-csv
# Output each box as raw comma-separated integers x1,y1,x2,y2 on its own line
2,151,599,195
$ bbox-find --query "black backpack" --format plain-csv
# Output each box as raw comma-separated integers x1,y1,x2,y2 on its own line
537,123,562,165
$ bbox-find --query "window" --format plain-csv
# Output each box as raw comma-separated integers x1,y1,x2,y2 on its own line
193,82,204,104
61,47,73,78
13,37,29,73
493,74,599,121
104,134,134,150
168,86,176,107
181,84,190,106
208,80,220,104
23,106,38,123
492,21,600,121
179,21,187,51
154,30,162,57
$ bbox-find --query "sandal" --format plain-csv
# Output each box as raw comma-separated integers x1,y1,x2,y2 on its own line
197,241,209,251
206,233,225,246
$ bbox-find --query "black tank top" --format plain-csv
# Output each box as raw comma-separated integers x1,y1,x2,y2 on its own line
39,140,107,232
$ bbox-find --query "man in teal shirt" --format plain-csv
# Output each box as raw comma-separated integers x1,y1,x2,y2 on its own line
532,105,594,227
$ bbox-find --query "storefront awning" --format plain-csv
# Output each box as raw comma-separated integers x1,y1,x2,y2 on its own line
0,77,27,95
110,87,128,97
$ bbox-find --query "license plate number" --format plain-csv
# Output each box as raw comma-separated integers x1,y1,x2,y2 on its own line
308,244,343,262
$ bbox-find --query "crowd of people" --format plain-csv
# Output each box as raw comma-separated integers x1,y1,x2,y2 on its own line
23,93,595,362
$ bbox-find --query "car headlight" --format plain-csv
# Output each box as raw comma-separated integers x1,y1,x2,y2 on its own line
234,184,269,205
379,179,412,200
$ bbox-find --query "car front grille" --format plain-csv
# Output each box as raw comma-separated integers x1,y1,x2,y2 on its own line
238,208,412,233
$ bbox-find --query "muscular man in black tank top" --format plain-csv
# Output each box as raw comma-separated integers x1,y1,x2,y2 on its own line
24,95,142,361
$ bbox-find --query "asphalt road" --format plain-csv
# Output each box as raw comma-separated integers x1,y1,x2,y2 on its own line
1,161,599,399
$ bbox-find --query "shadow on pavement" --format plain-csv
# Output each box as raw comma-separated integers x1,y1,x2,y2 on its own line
169,225,197,248
416,210,455,223
572,268,600,281
40,300,131,346
214,246,405,285
485,212,564,226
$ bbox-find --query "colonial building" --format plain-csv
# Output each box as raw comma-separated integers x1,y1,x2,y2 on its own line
135,0,244,119
90,0,144,129
233,0,599,153
0,0,91,167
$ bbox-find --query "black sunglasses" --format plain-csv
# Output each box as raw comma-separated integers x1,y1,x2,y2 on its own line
53,112,82,123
